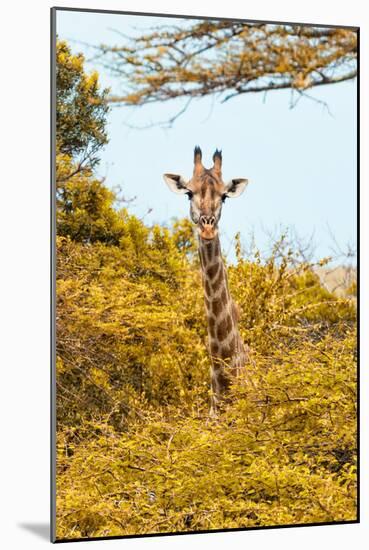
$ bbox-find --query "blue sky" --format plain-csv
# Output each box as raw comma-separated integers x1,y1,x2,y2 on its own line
56,9,357,264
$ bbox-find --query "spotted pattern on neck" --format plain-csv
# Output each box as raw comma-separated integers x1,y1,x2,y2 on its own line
198,235,248,413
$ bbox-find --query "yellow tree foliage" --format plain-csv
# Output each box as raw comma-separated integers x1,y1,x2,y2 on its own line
56,192,356,539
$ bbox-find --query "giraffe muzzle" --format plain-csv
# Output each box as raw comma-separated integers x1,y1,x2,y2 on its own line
199,216,217,240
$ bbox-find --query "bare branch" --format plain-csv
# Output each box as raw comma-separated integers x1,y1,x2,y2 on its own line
123,97,193,130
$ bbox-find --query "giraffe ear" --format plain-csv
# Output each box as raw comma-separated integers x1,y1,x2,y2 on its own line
163,173,190,195
224,178,249,198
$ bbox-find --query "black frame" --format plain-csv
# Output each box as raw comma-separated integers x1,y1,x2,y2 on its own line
51,6,360,543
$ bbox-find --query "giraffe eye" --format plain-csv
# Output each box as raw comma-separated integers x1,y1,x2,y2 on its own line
221,194,227,203
186,191,193,200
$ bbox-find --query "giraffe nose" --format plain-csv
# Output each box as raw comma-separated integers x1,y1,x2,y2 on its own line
200,215,215,227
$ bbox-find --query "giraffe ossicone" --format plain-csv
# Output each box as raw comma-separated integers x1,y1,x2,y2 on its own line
163,146,249,415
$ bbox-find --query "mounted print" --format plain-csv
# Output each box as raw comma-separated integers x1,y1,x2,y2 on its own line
51,7,359,543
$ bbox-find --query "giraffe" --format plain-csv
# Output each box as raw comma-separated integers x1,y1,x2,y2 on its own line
163,146,249,415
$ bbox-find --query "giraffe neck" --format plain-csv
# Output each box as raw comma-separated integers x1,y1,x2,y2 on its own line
198,235,246,400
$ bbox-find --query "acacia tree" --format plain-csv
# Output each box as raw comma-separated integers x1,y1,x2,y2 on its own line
56,40,109,177
56,40,128,242
96,20,357,119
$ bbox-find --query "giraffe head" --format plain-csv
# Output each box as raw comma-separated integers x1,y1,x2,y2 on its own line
163,146,248,240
